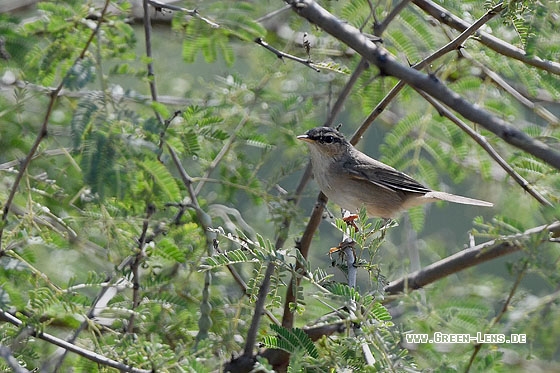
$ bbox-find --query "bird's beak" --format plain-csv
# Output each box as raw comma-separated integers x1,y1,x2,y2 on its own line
297,134,312,142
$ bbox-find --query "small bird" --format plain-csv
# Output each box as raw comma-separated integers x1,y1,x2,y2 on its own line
298,126,493,219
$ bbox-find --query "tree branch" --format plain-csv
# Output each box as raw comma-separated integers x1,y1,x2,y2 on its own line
287,0,560,170
384,221,560,294
0,0,112,250
412,0,560,75
0,309,151,373
415,89,553,207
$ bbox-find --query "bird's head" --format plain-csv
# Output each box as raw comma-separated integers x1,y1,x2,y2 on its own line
297,126,350,158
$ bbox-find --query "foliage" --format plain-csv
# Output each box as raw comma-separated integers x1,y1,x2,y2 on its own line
0,0,559,372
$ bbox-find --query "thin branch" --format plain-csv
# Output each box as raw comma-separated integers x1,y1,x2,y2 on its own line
288,0,560,170
147,0,219,28
142,0,163,125
384,221,560,294
0,309,151,373
0,0,111,250
415,89,553,207
459,48,560,130
194,115,249,195
464,260,528,372
351,1,503,143
167,145,216,344
412,0,560,75
255,37,321,72
127,204,154,334
0,344,29,373
374,0,412,35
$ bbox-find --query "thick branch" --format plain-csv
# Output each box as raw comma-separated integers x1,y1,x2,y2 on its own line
385,221,560,294
288,0,560,170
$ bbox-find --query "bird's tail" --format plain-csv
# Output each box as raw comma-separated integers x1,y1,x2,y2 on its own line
425,191,493,207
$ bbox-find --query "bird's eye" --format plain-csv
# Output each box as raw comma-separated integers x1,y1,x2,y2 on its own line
323,136,334,143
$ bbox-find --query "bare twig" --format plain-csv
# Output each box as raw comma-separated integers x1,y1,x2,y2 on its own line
127,204,154,333
287,0,560,170
384,221,560,294
415,89,553,207
0,310,151,373
464,260,528,372
0,345,29,373
142,0,163,125
412,0,560,75
0,0,111,250
167,145,216,343
350,1,504,143
255,37,321,72
374,0,412,35
147,0,219,28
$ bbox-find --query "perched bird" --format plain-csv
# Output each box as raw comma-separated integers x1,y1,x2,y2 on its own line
298,126,493,219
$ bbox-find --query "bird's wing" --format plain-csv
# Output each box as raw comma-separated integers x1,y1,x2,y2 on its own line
343,154,431,195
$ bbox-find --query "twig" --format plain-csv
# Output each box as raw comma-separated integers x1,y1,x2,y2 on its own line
288,0,560,170
127,204,154,334
412,0,560,75
464,260,528,372
142,0,163,125
0,345,29,373
147,0,219,28
255,37,321,72
384,221,560,294
459,48,560,130
350,0,503,143
0,309,151,373
167,145,216,343
415,89,553,207
374,0,412,35
194,115,249,195
0,0,112,250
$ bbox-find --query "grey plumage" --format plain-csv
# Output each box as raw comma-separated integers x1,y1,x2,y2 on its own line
298,126,493,219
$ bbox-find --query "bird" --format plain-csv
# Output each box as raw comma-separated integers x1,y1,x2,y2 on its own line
297,126,493,219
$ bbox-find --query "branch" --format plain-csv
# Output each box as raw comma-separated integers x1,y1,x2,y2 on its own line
415,89,553,207
349,0,503,144
255,37,321,72
0,344,29,373
412,0,560,75
147,0,219,28
0,309,151,373
0,0,112,250
384,221,560,294
288,0,560,170
464,260,528,372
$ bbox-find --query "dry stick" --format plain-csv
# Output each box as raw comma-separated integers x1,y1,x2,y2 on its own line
415,89,553,207
289,0,560,169
412,0,560,75
384,221,560,294
0,310,151,373
0,0,111,250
